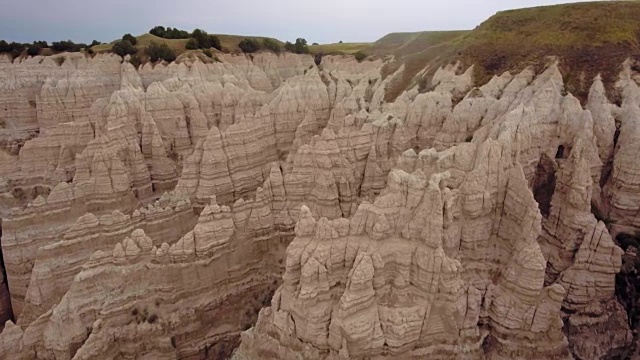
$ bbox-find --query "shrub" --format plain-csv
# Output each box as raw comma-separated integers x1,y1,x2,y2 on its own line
0,40,10,53
202,49,212,58
90,40,101,47
145,42,176,62
147,314,158,323
52,40,82,52
208,35,221,50
111,40,137,57
27,44,42,56
188,29,221,50
262,38,281,53
238,38,261,53
285,38,309,54
314,52,323,66
129,55,141,68
185,38,199,50
191,29,209,48
157,26,190,39
312,42,319,45
354,51,367,62
122,33,138,46
149,26,166,38
9,42,25,55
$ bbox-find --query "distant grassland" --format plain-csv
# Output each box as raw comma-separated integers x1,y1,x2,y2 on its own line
309,42,369,55
92,33,283,54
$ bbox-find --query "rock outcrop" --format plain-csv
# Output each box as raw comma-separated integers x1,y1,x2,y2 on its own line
0,46,639,360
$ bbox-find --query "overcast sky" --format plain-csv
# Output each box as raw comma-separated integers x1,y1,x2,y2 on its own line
1,0,592,44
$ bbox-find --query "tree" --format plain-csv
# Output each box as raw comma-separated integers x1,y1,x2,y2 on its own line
9,42,25,53
0,40,10,53
185,38,199,50
285,38,309,54
189,29,221,50
33,40,48,48
312,42,319,45
145,42,176,62
111,40,137,57
27,44,42,56
238,38,261,53
52,40,81,52
262,38,281,53
149,26,166,38
90,40,101,47
122,33,138,46
162,27,189,39
295,38,308,53
208,35,221,50
192,29,209,48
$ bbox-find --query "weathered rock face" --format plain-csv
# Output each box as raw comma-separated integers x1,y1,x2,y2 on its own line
0,48,639,360
236,146,570,360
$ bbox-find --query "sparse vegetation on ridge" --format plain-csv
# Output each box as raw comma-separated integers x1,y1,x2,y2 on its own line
90,32,282,55
309,42,369,55
284,38,310,54
239,38,261,53
145,42,176,62
458,1,640,101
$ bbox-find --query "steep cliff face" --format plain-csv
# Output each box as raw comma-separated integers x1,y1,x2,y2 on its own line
0,42,639,360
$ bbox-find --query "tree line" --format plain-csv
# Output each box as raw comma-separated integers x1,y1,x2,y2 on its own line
2,26,329,62
0,39,102,57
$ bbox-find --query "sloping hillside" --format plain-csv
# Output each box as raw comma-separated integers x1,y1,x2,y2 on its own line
459,1,640,100
92,33,284,54
309,42,369,55
365,31,469,101
374,2,640,102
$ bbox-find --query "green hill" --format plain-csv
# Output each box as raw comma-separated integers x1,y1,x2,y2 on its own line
458,1,640,100
309,42,370,55
363,31,469,101
92,33,284,55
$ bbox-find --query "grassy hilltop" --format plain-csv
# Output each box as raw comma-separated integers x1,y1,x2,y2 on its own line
362,1,640,102
84,1,640,102
459,1,640,99
92,33,283,55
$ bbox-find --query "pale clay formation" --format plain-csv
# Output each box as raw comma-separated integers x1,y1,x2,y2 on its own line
0,51,637,359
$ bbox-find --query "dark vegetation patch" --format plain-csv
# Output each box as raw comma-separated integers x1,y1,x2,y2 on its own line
284,38,310,54
238,38,261,53
614,232,640,356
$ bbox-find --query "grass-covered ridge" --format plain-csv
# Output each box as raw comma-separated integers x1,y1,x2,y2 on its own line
361,31,469,101
459,1,640,100
92,33,284,54
309,42,369,55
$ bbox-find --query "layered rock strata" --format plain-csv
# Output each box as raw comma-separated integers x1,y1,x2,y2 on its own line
0,49,638,360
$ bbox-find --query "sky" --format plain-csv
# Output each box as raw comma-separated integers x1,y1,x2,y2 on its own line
0,0,593,44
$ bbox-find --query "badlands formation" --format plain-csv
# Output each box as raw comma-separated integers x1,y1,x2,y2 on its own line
0,33,639,360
